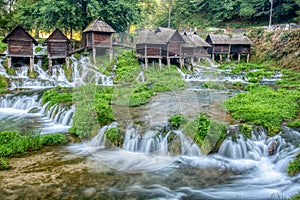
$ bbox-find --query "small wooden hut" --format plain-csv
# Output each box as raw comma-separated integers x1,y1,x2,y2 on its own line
205,34,231,62
44,28,71,70
181,31,211,64
136,30,164,68
230,34,253,63
156,27,185,67
2,25,38,71
82,18,116,63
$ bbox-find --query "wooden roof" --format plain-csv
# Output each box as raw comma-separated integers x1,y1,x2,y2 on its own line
231,34,253,45
2,25,38,45
183,32,211,48
206,34,231,45
83,18,116,33
155,27,179,43
136,30,164,45
44,28,70,43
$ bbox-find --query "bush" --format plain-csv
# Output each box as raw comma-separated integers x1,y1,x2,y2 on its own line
105,127,123,147
42,87,73,108
203,81,226,90
287,119,300,128
40,133,67,145
240,124,252,139
169,114,188,129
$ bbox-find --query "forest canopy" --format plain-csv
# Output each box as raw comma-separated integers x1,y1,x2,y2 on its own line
0,0,300,37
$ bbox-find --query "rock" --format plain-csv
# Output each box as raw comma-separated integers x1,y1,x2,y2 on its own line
82,187,97,198
268,140,278,155
280,126,300,147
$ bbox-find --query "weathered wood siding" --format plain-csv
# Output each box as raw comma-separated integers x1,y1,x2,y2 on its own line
7,28,34,56
136,44,162,57
230,45,251,54
167,32,184,56
94,33,112,47
182,48,193,57
48,42,68,57
213,45,230,54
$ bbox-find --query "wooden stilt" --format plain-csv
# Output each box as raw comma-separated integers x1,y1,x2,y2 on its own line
65,57,70,69
167,58,170,68
227,54,230,62
8,57,12,69
93,47,96,64
49,58,53,72
219,54,222,63
109,48,113,62
30,57,34,72
212,54,215,62
247,54,250,63
159,58,162,70
238,54,241,63
145,58,148,69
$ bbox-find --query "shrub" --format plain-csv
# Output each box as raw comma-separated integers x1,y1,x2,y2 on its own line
240,124,252,139
169,114,188,129
0,156,9,170
42,87,73,108
287,119,300,128
203,81,226,90
105,127,123,147
40,133,67,145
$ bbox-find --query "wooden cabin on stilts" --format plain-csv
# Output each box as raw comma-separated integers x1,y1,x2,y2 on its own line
230,34,253,63
155,27,185,68
44,28,71,71
2,25,38,72
82,18,116,63
205,34,231,63
136,30,164,69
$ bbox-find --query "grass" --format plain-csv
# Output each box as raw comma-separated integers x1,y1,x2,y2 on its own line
0,75,8,94
42,86,73,108
287,152,300,177
203,81,226,90
0,37,7,53
224,86,300,136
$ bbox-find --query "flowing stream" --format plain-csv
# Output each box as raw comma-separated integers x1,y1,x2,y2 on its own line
0,55,299,199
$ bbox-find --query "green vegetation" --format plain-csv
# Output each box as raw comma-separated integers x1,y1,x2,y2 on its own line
224,86,300,136
0,75,8,94
287,119,300,128
287,152,300,177
203,81,226,90
169,114,189,129
276,70,300,90
0,37,6,53
0,130,67,170
105,127,124,147
42,86,73,108
240,124,252,139
182,113,227,154
290,192,300,200
34,46,42,54
62,63,73,82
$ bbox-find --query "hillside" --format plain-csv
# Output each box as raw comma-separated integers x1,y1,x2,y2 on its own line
248,28,300,70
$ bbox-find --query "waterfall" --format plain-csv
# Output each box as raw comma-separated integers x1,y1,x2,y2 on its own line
0,94,40,110
0,58,8,77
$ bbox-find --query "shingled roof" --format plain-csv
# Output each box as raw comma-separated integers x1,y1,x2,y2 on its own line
136,30,164,45
44,28,70,43
231,34,253,45
83,18,116,33
206,34,231,45
2,25,38,45
184,32,211,48
155,27,177,43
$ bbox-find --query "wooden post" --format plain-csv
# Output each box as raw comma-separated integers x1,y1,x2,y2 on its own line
152,60,155,68
65,57,70,69
93,47,96,64
180,58,184,68
145,58,148,69
30,57,34,72
49,58,53,72
238,54,241,63
167,57,170,68
159,58,162,69
227,54,230,62
109,48,113,62
8,57,12,69
247,54,250,63
219,54,222,63
212,54,215,62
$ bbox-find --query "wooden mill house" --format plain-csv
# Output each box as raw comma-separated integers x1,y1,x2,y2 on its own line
82,18,116,63
136,30,164,68
205,34,231,62
230,34,253,63
44,28,71,70
181,31,211,64
155,27,185,67
2,25,38,71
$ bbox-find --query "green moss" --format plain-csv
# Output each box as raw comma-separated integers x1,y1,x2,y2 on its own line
287,152,300,177
290,192,300,200
224,86,300,136
0,156,9,170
